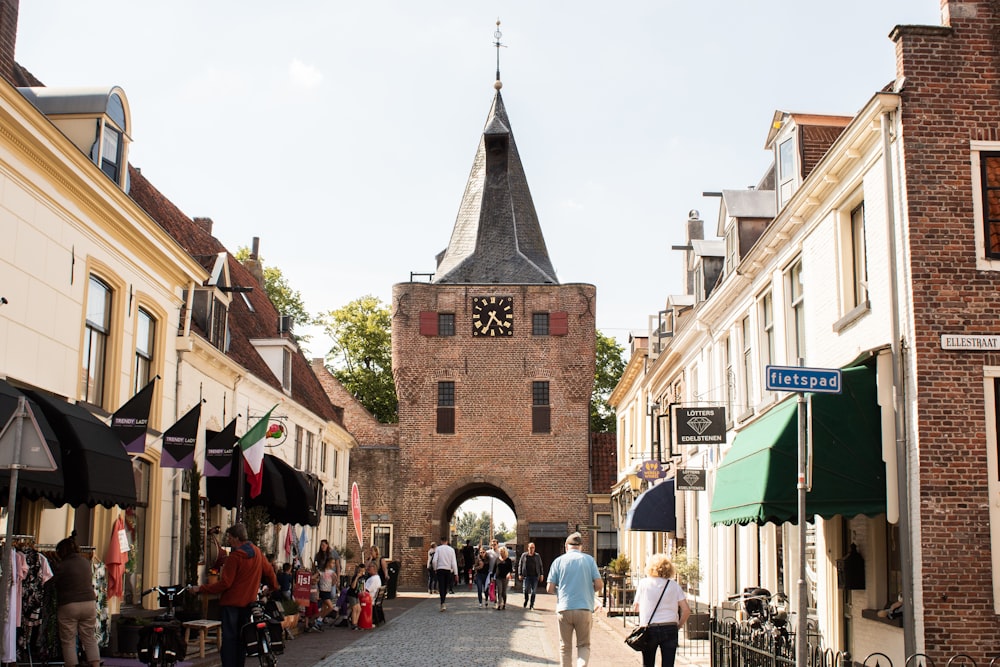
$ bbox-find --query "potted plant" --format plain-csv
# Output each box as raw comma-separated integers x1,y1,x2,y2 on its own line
115,615,150,656
280,598,301,636
674,547,709,639
605,554,631,614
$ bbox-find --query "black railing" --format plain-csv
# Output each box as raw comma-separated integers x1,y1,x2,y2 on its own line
710,618,841,667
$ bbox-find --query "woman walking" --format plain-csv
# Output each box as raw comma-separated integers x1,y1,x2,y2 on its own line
632,553,692,667
494,546,514,610
474,548,491,608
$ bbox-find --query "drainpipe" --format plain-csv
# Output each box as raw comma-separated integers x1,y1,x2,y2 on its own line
881,108,916,657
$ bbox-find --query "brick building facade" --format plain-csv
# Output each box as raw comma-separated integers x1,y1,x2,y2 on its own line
892,1,1000,655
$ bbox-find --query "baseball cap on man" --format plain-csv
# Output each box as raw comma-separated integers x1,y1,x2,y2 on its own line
565,532,583,546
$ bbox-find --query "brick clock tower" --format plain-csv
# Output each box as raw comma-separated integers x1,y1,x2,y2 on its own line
391,87,596,586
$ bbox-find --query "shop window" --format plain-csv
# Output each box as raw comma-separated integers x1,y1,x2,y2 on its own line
372,525,392,560
596,514,617,567
123,458,150,607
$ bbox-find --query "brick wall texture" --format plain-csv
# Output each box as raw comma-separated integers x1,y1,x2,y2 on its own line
389,281,596,587
894,1,1000,657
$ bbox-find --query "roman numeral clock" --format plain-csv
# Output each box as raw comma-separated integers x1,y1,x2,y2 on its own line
471,296,514,337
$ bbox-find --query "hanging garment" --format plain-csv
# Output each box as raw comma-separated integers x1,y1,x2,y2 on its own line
106,515,126,600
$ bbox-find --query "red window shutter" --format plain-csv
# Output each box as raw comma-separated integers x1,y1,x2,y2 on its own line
437,407,455,434
532,406,551,433
419,311,438,336
550,311,569,336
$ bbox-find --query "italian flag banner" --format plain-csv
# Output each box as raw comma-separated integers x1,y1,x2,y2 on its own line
240,405,277,498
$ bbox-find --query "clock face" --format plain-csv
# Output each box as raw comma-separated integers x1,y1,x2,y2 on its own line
471,296,514,337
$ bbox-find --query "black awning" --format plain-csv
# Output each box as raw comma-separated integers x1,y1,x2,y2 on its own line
23,390,137,508
206,451,316,526
0,381,65,505
624,478,676,532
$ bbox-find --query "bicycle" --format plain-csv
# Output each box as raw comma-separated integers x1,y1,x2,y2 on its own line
729,587,790,648
241,586,284,667
137,584,190,667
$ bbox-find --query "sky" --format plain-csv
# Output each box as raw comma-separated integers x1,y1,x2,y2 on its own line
14,1,942,356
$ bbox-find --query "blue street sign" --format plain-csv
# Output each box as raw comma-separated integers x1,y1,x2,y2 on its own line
765,365,842,394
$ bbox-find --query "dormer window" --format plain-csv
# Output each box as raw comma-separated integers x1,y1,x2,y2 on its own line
18,86,132,191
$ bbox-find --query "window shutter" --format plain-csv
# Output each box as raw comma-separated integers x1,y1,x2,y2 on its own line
437,407,455,434
532,406,551,433
550,311,569,336
419,311,439,336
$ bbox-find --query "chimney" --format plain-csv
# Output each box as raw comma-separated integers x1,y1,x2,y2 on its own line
685,209,703,295
243,236,265,288
0,0,19,87
192,217,213,235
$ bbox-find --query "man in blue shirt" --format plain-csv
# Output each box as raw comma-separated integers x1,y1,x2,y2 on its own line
546,532,603,667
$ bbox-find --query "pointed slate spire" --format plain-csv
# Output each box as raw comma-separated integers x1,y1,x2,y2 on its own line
433,91,559,285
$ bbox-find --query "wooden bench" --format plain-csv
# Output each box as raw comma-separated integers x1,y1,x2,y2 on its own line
183,619,222,658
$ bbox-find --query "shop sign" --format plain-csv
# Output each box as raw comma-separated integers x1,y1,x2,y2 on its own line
673,406,726,445
676,468,706,491
638,460,666,481
325,503,349,517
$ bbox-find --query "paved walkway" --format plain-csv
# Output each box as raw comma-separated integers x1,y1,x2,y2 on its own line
147,588,712,667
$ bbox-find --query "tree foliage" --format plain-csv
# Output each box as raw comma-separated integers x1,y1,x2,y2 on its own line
454,511,492,546
592,330,626,433
234,247,313,346
318,295,397,423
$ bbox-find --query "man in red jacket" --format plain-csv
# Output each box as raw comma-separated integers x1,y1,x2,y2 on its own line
193,523,278,667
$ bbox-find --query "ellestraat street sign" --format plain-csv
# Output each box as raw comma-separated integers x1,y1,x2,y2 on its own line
672,406,726,445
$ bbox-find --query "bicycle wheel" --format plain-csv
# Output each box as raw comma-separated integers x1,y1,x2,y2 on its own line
257,632,276,667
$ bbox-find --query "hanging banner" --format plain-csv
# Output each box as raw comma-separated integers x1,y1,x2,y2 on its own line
293,568,312,603
204,418,238,477
161,403,202,469
351,482,363,550
111,377,157,454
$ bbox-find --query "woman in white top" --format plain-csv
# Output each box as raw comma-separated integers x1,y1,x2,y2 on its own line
632,553,692,667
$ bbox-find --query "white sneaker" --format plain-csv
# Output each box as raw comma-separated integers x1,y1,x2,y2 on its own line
440,604,446,612
478,602,482,608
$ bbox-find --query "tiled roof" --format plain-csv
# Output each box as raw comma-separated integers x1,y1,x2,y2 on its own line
128,166,343,427
433,91,558,285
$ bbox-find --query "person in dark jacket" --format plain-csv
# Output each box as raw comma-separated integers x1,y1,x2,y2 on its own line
52,535,99,667
192,524,278,667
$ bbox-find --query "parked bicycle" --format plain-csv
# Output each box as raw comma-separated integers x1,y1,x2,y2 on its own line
241,586,284,667
137,584,190,667
730,587,790,647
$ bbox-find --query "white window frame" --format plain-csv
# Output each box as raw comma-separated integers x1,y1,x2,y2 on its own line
758,290,776,403
740,315,753,420
134,307,156,394
785,259,805,363
778,136,797,208
970,141,1000,271
82,275,112,406
983,368,1000,612
371,524,393,560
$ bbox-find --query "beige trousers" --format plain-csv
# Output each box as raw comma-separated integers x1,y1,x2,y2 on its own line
556,608,593,667
57,600,100,666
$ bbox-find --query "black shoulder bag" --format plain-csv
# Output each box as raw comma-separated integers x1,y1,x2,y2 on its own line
625,579,670,652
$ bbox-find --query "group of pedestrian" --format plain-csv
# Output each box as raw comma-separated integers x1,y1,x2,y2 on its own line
183,522,687,667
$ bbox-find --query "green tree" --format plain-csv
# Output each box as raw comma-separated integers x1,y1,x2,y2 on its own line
592,330,626,432
234,247,313,346
454,510,492,546
494,522,516,542
319,295,397,422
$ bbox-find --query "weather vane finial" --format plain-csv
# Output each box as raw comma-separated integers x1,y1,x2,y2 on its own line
493,18,505,90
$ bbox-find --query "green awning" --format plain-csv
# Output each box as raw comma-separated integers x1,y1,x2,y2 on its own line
710,365,885,526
